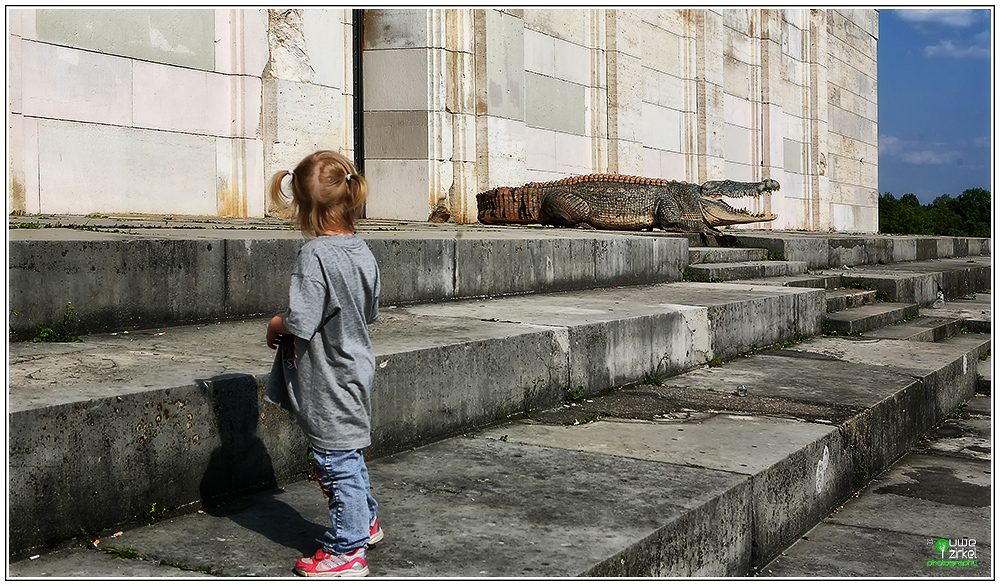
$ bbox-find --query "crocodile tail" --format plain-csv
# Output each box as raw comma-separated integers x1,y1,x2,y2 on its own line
476,186,541,224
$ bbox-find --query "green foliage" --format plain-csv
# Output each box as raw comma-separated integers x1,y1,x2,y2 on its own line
143,502,167,524
75,526,101,547
566,386,586,403
103,547,142,560
643,372,664,386
161,559,213,573
951,401,971,420
879,188,991,237
32,303,82,343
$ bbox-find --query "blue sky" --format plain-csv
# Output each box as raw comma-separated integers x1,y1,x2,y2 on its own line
877,8,993,204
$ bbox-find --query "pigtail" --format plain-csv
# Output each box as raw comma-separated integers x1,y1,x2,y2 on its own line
345,172,369,217
270,169,294,210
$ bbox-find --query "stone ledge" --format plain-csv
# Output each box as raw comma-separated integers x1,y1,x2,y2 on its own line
8,281,818,559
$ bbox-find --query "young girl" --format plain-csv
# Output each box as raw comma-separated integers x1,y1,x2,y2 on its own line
265,150,383,578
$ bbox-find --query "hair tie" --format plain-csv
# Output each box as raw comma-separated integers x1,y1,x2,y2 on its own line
345,173,353,183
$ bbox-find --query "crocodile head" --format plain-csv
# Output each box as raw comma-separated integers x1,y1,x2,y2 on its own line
699,179,779,226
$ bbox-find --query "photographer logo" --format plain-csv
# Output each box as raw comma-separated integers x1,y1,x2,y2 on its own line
927,538,978,567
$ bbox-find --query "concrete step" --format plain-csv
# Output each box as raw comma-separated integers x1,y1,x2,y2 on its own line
935,333,992,364
688,247,767,264
929,330,991,396
685,261,809,283
9,328,982,577
920,293,993,334
823,302,920,335
7,280,824,559
823,288,879,313
734,232,990,268
7,222,691,341
9,218,990,340
761,393,991,578
861,315,965,342
728,274,840,289
6,220,993,577
808,258,991,305
978,355,992,395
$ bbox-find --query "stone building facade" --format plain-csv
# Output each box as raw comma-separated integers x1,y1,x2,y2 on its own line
7,8,879,232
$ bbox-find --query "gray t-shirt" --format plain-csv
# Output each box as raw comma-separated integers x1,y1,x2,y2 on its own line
282,234,380,451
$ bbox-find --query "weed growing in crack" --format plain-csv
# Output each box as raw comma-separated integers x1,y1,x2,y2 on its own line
143,502,167,524
103,547,142,560
161,560,213,573
32,302,82,343
643,372,664,386
951,402,972,420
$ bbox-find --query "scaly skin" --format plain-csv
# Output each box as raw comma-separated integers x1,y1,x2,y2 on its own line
476,174,778,235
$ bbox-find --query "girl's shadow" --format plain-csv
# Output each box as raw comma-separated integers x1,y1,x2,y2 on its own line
197,373,326,553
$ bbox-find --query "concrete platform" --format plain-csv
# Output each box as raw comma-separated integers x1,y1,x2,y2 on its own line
824,302,920,334
923,293,993,333
6,218,993,577
8,218,691,341
811,258,991,305
824,288,878,313
6,279,822,559
736,231,990,268
861,315,964,342
688,246,766,264
9,218,991,341
823,303,920,334
761,392,991,578
686,260,809,282
9,325,987,577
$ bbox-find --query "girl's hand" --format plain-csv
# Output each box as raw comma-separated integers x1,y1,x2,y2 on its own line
267,315,291,349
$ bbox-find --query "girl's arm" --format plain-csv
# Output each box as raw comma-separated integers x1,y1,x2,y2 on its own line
266,314,292,349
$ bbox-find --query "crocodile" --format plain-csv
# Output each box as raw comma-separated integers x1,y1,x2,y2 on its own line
476,174,779,235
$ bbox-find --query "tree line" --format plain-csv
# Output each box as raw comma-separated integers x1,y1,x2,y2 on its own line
878,188,991,238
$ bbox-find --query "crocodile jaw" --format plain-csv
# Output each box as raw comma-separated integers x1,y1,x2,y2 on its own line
703,200,777,226
700,179,779,227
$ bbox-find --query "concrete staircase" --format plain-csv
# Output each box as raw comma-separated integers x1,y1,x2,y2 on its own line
7,219,992,577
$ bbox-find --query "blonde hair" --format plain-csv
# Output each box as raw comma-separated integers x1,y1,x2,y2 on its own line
270,150,368,237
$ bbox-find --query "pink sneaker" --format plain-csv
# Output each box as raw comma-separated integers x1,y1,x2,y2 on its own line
294,547,368,577
369,517,384,546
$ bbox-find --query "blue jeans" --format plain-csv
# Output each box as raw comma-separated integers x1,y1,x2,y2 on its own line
310,446,378,554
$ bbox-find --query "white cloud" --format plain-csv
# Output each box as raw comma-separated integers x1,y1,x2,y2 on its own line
895,8,982,28
900,149,963,165
892,8,991,59
878,135,901,154
924,38,991,59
